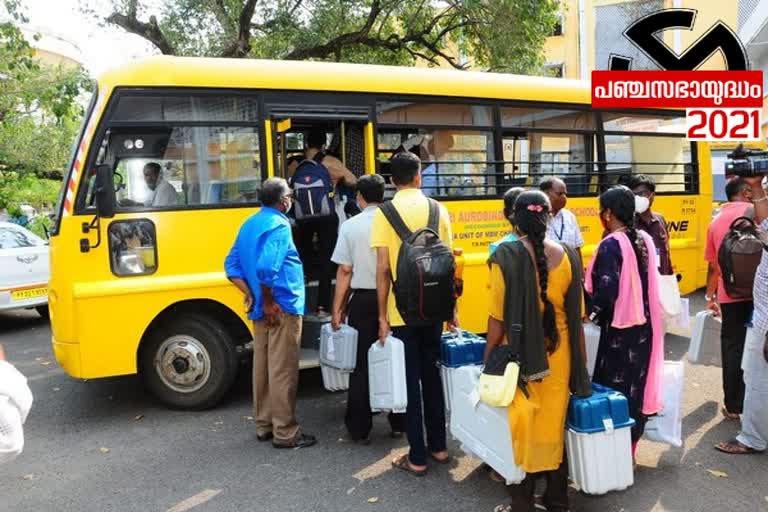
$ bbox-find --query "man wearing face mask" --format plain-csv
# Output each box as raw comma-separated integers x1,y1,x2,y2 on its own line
225,177,316,449
626,175,673,276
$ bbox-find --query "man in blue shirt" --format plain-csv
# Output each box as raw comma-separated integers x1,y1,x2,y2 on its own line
225,177,316,449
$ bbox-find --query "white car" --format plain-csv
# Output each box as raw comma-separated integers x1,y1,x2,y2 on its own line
0,221,49,318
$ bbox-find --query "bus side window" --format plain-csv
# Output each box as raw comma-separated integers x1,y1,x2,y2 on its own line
376,101,495,198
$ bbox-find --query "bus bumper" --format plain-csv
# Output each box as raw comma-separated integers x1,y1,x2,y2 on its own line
52,336,83,378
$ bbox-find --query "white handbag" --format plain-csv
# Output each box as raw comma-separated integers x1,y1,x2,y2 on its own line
657,273,682,318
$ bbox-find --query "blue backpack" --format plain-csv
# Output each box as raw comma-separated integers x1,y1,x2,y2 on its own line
290,152,334,222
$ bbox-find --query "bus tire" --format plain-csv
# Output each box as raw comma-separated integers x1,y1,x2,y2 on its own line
140,314,238,410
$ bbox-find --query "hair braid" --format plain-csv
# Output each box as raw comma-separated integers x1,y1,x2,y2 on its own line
530,229,559,352
625,218,648,270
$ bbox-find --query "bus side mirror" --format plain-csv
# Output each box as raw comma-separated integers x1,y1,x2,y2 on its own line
95,164,116,219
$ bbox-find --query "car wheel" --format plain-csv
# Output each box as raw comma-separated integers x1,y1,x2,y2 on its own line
140,314,238,410
36,305,49,320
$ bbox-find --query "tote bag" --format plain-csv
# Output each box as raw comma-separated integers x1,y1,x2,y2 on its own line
657,273,682,318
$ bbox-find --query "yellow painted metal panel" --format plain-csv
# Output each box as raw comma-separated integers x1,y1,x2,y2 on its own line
97,56,593,106
264,119,274,178
364,122,375,175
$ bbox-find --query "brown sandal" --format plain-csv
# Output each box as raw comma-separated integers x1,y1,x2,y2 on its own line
721,407,741,421
392,454,427,477
715,439,763,454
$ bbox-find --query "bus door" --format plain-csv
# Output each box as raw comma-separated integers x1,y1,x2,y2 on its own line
262,98,375,364
262,96,376,179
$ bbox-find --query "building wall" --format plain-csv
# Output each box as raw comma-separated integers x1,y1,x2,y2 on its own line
545,0,741,78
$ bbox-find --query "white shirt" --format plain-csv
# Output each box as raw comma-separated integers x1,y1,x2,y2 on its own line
0,360,33,464
144,177,179,207
547,208,583,248
331,206,379,289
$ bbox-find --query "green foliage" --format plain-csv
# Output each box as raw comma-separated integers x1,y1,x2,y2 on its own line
26,213,52,239
0,0,93,177
93,0,560,74
0,171,62,212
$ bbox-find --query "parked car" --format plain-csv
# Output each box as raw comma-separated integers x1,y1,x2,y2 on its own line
0,221,49,318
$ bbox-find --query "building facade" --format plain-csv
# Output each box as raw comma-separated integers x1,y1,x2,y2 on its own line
544,0,741,79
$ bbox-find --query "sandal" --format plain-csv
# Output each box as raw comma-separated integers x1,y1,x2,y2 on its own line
715,439,764,455
721,407,741,421
494,505,513,512
430,452,451,465
489,469,505,483
392,454,427,477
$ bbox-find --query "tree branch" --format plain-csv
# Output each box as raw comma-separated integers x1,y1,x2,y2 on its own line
283,0,382,60
221,0,258,58
212,0,230,30
127,0,138,19
288,0,303,16
105,12,176,55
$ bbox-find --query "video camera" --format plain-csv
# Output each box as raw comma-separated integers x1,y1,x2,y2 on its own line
725,144,768,178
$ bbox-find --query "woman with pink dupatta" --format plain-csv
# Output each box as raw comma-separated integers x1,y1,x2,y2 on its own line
585,186,664,459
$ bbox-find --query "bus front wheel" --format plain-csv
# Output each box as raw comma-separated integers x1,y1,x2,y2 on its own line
140,314,238,410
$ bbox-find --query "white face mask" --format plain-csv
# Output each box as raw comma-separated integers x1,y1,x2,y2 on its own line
635,195,650,214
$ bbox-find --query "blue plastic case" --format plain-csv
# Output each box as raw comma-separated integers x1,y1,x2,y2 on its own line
440,330,486,368
567,383,635,433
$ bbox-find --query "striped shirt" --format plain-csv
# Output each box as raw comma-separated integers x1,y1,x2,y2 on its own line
752,219,768,334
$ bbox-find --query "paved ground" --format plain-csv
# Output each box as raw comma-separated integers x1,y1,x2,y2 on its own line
1,294,767,512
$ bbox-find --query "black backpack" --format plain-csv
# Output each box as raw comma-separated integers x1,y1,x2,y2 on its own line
718,216,766,300
289,152,334,222
380,198,456,326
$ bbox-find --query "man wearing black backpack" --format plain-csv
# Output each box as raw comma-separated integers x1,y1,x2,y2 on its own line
371,151,458,477
715,176,768,455
705,177,758,420
291,129,358,317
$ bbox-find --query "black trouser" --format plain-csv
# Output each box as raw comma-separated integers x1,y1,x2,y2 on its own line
345,290,406,439
295,214,338,311
506,453,569,512
720,300,753,414
392,323,446,466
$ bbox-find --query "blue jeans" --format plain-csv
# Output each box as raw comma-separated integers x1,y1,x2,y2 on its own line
392,323,446,466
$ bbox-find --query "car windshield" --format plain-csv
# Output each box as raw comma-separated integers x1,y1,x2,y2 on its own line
0,226,43,249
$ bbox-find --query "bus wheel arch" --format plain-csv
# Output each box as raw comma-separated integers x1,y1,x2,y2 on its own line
138,299,250,410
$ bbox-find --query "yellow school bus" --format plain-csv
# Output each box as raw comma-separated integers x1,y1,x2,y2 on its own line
49,56,711,409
